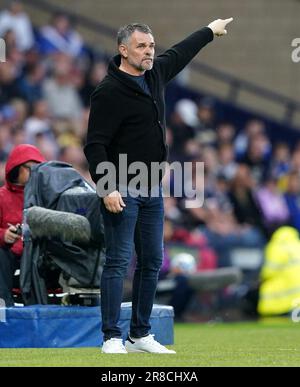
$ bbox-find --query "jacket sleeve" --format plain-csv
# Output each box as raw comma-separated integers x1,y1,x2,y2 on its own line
154,27,214,84
84,88,122,184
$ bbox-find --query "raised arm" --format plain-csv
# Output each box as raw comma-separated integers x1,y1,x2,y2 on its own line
154,17,233,84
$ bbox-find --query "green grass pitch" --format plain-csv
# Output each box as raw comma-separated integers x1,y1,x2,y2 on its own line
1,320,300,367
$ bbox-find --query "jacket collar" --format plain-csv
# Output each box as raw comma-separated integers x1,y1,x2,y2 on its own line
4,181,25,193
108,54,152,95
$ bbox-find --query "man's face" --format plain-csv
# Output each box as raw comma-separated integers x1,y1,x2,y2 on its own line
120,30,155,73
18,161,39,185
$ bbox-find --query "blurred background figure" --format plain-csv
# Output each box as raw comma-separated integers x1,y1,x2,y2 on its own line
37,11,84,58
284,172,300,233
258,227,300,317
0,1,34,52
0,144,45,306
43,54,83,120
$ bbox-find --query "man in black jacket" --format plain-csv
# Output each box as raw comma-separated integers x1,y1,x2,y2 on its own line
84,18,233,354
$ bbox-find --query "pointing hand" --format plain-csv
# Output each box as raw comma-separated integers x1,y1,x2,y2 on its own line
207,18,233,37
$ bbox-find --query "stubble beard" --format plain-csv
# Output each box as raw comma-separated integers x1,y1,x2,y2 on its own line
129,58,153,73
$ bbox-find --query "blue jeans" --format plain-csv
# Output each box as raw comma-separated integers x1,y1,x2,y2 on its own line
100,188,164,341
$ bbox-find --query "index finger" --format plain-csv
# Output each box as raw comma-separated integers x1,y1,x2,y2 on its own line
119,197,126,207
224,17,233,25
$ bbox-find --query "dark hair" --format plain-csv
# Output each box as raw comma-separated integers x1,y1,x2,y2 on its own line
52,11,76,27
117,23,153,46
7,165,21,183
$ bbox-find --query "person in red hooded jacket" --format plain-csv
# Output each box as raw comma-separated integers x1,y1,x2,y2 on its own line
0,144,46,306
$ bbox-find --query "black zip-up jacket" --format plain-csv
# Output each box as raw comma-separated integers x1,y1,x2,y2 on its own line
84,27,214,190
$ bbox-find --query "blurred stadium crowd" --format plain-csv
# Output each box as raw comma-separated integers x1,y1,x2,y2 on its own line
1,2,300,320
0,1,107,185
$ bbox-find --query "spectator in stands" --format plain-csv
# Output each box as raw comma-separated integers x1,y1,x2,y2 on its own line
239,132,271,184
215,121,236,147
59,145,89,179
195,96,217,146
43,54,83,119
290,148,300,171
0,144,45,306
1,29,17,61
284,171,300,232
24,100,51,145
202,166,265,267
0,61,22,104
197,96,216,126
228,164,265,234
80,61,108,107
38,12,84,58
255,176,290,236
0,105,21,151
0,124,10,162
10,125,25,146
34,135,58,162
5,37,24,77
18,63,45,104
202,146,219,191
0,1,34,52
10,99,28,129
168,98,199,160
235,119,267,158
269,142,290,180
217,143,237,181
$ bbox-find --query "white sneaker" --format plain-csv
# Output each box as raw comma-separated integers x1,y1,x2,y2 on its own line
125,334,176,354
102,338,127,354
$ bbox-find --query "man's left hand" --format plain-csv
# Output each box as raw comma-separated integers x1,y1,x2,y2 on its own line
208,18,233,37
